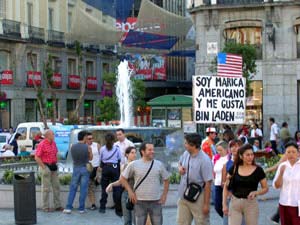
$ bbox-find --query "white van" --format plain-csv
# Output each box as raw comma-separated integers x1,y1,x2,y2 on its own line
15,122,62,150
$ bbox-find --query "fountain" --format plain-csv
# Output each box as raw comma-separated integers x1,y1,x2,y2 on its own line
62,60,185,172
116,60,133,127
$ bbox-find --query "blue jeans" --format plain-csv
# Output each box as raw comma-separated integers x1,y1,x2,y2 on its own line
214,185,223,218
121,191,134,225
135,200,162,225
65,166,90,211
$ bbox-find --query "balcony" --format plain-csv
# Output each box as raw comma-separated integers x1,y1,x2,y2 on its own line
1,19,21,39
47,29,65,47
85,44,100,53
28,26,45,44
297,42,300,58
216,0,264,5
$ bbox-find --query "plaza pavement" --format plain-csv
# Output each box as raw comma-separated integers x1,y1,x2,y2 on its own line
0,181,280,225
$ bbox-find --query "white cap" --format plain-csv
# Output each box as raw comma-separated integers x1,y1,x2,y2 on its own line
206,127,217,133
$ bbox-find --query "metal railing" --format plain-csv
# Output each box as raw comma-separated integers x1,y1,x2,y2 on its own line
216,0,264,5
47,29,65,44
1,19,21,38
28,25,45,42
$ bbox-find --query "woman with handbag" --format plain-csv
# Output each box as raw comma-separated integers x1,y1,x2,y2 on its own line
106,146,137,225
222,143,268,225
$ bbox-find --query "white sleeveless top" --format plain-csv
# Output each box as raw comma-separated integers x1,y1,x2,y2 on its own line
89,142,100,167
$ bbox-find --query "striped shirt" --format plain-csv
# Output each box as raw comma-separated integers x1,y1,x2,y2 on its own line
122,159,170,201
35,139,58,164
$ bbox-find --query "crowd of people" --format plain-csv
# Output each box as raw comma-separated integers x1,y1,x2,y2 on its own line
1,118,300,225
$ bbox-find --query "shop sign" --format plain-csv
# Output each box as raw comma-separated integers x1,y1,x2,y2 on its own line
153,67,166,80
0,70,13,85
52,73,62,88
134,69,152,80
86,77,97,90
68,75,80,89
27,71,42,86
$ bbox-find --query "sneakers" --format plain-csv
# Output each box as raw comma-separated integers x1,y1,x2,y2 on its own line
90,204,97,210
79,210,87,214
55,207,64,212
98,208,105,213
269,216,279,224
63,209,72,214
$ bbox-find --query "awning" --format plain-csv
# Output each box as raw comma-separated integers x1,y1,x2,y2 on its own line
122,30,178,50
66,1,123,44
167,50,195,57
148,95,192,107
224,20,262,29
135,0,193,37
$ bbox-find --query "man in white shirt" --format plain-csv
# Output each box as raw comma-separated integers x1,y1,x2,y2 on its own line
269,117,279,154
115,128,134,164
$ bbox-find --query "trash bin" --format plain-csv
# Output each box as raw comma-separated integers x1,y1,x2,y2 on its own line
13,170,36,225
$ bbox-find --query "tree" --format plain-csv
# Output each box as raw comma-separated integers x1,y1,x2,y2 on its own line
96,65,146,122
69,41,86,123
211,42,257,96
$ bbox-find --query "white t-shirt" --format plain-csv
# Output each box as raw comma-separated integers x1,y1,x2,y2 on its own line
115,138,134,164
270,123,279,141
250,128,263,138
213,155,228,186
89,142,100,167
273,160,300,207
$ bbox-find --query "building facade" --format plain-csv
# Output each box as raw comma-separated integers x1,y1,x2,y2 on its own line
189,0,300,136
0,0,117,128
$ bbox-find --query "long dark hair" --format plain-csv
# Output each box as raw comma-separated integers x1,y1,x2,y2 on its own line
234,144,256,166
105,133,115,150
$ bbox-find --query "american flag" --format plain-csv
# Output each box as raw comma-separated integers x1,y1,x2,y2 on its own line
217,53,243,77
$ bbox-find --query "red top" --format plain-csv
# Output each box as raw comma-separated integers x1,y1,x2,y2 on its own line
36,139,58,164
202,138,214,160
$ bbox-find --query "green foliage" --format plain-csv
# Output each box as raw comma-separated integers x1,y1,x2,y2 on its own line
59,174,72,185
2,170,14,184
132,79,146,112
210,42,257,96
96,96,118,122
265,156,280,180
169,171,181,184
103,71,117,85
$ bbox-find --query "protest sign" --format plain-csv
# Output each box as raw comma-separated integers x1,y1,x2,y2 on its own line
193,75,246,124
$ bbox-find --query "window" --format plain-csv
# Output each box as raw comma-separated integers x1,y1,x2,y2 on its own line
102,63,109,73
225,27,262,59
0,0,6,18
152,108,166,127
0,51,9,69
67,99,76,116
84,100,94,117
48,8,54,30
297,25,300,58
246,81,263,124
29,127,40,140
68,11,72,32
16,127,27,140
25,99,37,122
27,52,38,71
86,61,94,77
52,56,61,73
46,99,59,118
27,2,33,26
68,58,76,74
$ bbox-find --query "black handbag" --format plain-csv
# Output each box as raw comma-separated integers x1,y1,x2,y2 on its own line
126,160,154,210
183,156,203,202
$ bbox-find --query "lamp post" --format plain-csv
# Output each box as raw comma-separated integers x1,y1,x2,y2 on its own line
266,22,276,50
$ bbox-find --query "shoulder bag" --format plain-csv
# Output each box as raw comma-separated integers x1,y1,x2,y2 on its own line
183,156,203,202
126,160,154,210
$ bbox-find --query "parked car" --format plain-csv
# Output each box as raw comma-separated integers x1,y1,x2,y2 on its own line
0,133,11,150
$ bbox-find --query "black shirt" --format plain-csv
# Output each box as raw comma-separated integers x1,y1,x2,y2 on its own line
10,139,18,156
229,165,266,199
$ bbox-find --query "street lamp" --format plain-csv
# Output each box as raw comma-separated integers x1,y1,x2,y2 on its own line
266,22,276,50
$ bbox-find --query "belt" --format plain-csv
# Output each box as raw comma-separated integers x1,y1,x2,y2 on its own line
103,162,119,168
